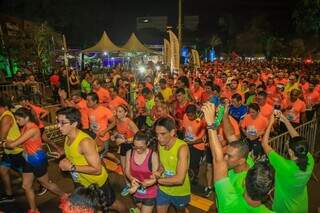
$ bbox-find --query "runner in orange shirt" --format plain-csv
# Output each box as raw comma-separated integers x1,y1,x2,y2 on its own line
191,78,204,104
182,104,206,184
108,87,128,113
112,105,139,196
256,91,274,119
59,90,90,130
240,103,268,158
86,93,115,151
282,89,306,125
303,80,320,120
92,79,111,105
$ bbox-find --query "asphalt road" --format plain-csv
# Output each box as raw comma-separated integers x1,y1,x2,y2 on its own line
0,159,319,213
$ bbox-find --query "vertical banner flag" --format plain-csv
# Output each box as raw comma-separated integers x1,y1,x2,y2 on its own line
164,39,171,67
168,30,180,72
194,49,200,68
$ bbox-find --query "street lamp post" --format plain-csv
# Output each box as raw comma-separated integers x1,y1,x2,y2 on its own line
178,0,182,48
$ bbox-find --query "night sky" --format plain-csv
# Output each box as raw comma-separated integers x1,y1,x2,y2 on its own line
0,0,298,47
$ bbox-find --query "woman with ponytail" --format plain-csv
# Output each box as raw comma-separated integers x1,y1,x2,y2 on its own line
0,107,64,213
261,111,314,213
60,184,108,213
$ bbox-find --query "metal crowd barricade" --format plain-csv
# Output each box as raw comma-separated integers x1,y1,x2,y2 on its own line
0,82,45,103
269,119,318,156
43,104,65,160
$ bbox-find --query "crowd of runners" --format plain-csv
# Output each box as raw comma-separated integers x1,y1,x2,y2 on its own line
0,59,318,213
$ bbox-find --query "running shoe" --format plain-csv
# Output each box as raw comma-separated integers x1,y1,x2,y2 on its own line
120,184,131,196
0,194,15,203
36,185,48,196
203,186,212,197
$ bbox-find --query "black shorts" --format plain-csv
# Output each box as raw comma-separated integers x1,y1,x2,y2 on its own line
133,196,156,206
100,181,116,207
0,152,24,173
120,143,133,156
22,158,48,178
205,147,213,164
74,180,116,207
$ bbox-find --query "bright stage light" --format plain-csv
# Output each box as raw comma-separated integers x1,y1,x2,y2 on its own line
103,52,107,56
139,66,146,73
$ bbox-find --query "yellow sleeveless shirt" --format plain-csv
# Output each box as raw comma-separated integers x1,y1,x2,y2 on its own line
0,110,23,155
64,130,108,187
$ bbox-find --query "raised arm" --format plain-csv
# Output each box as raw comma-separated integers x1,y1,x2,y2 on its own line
222,104,239,143
202,103,228,182
279,112,299,138
261,113,275,154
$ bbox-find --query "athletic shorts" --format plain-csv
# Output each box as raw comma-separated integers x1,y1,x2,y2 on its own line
22,150,48,178
156,190,190,208
74,180,116,207
205,147,213,164
120,143,133,156
0,152,24,173
133,196,156,206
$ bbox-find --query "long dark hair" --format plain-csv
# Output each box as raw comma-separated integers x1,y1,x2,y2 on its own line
14,107,39,126
289,136,309,171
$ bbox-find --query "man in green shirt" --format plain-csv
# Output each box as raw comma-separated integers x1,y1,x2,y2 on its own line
81,73,92,95
154,117,190,213
202,103,274,213
261,111,314,213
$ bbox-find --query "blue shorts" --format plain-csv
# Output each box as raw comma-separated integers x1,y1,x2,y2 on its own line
156,190,190,208
22,150,48,177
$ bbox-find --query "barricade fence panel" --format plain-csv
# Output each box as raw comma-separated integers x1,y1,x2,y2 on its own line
269,119,318,156
0,83,45,104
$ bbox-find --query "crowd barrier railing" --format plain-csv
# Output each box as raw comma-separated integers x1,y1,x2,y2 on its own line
0,82,45,103
269,118,318,156
43,104,61,124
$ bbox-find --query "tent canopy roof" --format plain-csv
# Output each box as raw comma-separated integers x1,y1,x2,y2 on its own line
82,31,125,53
122,33,155,53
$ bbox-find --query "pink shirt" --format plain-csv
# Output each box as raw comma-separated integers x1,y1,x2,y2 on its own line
130,149,157,199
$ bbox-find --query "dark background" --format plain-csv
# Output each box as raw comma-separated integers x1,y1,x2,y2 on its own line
0,0,299,47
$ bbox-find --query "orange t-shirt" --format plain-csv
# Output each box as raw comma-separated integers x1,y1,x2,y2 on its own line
76,99,89,129
136,95,146,114
191,87,204,103
145,83,153,91
218,116,240,145
301,82,309,94
94,87,110,104
240,114,268,137
22,123,42,154
116,117,136,140
182,114,206,150
88,105,113,142
266,85,276,96
108,96,128,113
260,103,273,119
29,104,47,129
283,99,306,124
304,90,320,109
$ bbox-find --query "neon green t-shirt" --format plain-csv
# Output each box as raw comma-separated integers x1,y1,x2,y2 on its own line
214,177,274,213
227,156,254,195
268,150,314,213
81,79,92,94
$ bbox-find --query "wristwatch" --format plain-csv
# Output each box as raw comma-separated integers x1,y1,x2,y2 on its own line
70,165,76,172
